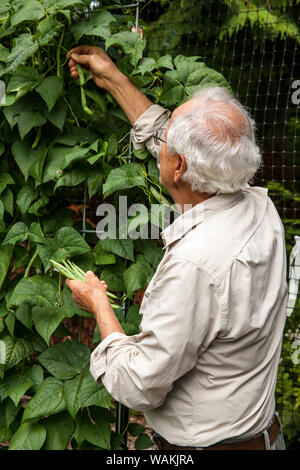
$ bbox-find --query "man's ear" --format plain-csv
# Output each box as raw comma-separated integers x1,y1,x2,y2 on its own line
174,153,187,182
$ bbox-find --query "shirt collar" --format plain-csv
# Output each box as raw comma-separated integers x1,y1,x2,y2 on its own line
161,190,244,249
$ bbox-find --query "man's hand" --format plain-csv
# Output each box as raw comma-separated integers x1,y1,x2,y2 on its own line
67,45,122,91
66,271,109,315
67,44,153,126
67,271,125,340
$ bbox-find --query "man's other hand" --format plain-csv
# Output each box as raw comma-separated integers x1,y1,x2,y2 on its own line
67,45,122,91
66,271,109,314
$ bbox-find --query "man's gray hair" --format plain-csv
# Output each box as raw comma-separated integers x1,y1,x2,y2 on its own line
167,86,262,195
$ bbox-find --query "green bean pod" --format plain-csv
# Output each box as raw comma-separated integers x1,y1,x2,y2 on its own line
76,63,94,116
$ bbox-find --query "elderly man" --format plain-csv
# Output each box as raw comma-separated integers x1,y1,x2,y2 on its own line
66,46,288,450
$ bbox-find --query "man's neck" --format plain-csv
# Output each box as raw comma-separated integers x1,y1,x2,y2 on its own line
173,188,216,214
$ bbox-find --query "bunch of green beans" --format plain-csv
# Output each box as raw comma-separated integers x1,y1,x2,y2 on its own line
49,259,120,308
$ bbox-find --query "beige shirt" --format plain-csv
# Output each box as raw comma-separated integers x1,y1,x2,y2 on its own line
90,105,288,447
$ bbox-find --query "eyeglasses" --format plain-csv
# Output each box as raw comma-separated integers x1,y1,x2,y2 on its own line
152,133,167,144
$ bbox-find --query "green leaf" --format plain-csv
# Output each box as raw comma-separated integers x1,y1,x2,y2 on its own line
7,380,32,407
0,188,14,216
6,33,39,73
44,0,83,14
74,408,111,449
100,269,125,292
37,226,90,272
85,89,107,114
134,432,153,450
0,245,13,289
46,98,68,130
6,66,40,93
128,422,144,437
37,340,90,380
53,168,87,191
54,134,77,146
12,138,48,182
135,239,164,269
132,147,150,160
63,374,83,418
103,163,146,198
4,311,15,337
0,199,4,224
79,371,112,409
8,276,56,310
43,144,89,182
15,304,32,330
17,108,46,140
160,75,185,106
36,76,63,112
125,304,141,330
185,64,232,95
105,31,146,67
71,10,116,42
32,306,64,346
123,255,155,299
28,195,49,215
3,94,46,139
0,173,14,186
1,335,33,370
0,44,9,63
36,16,64,45
25,364,44,393
42,411,75,450
87,172,103,198
156,54,174,70
132,57,156,75
28,221,45,244
22,377,66,422
16,186,38,215
100,238,134,262
9,422,46,450
0,370,20,401
94,242,116,265
2,222,28,246
10,1,45,27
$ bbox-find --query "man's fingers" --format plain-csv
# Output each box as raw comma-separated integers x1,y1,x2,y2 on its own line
68,45,95,56
68,45,104,57
66,278,82,290
86,271,97,280
70,52,90,67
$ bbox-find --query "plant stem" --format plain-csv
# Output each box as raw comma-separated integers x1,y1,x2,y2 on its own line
24,248,38,278
56,29,64,79
58,272,62,296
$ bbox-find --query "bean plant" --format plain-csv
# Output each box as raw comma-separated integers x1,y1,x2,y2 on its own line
0,0,232,450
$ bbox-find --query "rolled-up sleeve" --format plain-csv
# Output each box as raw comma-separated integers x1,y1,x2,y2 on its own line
130,104,171,160
89,257,222,411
